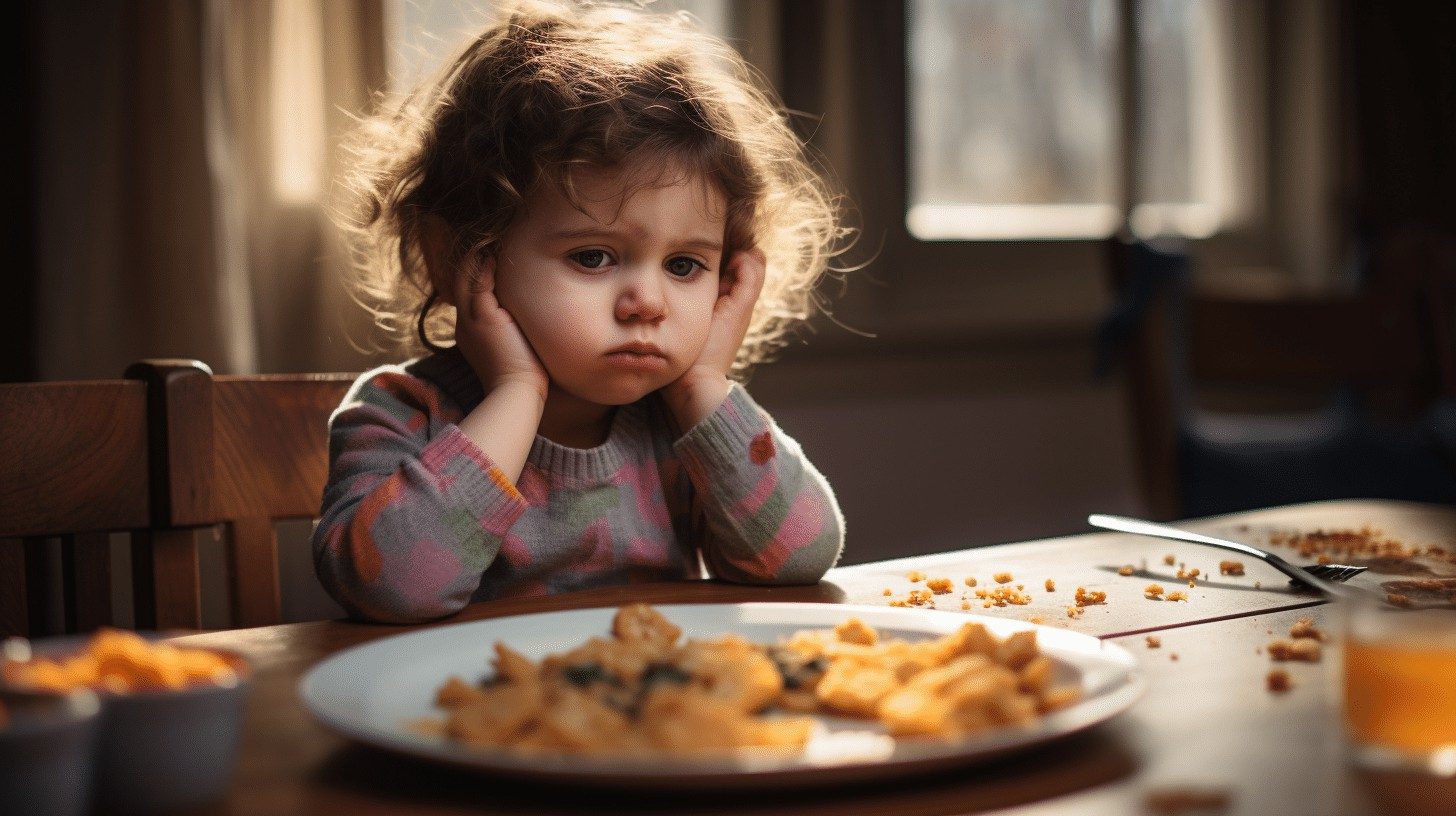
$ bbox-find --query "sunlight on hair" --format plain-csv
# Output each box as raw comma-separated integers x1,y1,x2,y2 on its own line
271,0,327,204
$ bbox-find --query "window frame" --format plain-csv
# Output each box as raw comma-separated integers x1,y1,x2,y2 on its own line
766,0,1311,358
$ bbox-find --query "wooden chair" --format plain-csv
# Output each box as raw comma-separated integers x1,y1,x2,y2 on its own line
0,378,151,637
1104,237,1456,520
126,361,355,629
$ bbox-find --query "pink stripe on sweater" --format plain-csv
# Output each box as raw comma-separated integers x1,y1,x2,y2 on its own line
726,491,825,578
733,467,780,519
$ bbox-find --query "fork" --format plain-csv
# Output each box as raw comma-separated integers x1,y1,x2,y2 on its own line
1087,514,1364,597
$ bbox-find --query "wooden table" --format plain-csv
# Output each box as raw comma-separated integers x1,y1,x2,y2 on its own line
174,500,1456,815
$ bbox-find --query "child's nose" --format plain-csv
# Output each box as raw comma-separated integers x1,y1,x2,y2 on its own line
614,266,666,323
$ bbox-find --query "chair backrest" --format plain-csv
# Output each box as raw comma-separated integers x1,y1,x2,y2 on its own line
1105,237,1456,519
127,360,355,629
0,379,151,637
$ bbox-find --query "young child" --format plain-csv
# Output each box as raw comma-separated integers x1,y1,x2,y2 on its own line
314,0,848,623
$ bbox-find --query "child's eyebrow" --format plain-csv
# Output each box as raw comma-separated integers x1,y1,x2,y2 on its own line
547,227,722,254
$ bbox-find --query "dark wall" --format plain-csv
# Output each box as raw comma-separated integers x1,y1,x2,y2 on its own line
3,2,38,382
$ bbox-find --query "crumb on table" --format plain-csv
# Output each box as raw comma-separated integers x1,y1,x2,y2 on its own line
1219,560,1245,576
1288,617,1325,641
1267,639,1321,662
1118,565,1135,576
1267,669,1293,693
926,577,954,594
1144,786,1232,815
1074,587,1107,607
994,571,1014,584
1145,636,1161,649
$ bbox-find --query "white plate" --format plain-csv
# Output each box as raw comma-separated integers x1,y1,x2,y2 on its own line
299,603,1143,789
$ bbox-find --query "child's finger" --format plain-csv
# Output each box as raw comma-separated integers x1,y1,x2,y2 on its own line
458,256,496,322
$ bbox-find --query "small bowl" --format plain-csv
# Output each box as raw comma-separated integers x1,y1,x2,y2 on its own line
8,635,252,814
0,686,102,816
91,649,251,813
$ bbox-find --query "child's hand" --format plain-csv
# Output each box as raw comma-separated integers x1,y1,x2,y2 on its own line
452,257,549,401
662,248,766,429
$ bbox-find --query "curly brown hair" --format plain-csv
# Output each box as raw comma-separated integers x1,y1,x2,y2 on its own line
334,0,851,378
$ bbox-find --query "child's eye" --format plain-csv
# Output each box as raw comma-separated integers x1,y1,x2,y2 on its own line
665,257,705,278
570,249,612,269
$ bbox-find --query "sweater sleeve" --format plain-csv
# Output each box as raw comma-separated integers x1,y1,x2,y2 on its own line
311,368,528,623
671,384,844,585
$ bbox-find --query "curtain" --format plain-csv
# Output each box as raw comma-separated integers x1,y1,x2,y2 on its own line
34,0,388,379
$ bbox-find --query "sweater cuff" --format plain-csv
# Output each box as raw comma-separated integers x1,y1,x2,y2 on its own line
672,383,769,469
421,425,528,530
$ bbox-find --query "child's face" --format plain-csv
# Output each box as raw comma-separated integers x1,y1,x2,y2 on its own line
493,164,725,410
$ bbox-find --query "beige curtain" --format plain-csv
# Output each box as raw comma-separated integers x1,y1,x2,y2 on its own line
36,0,388,379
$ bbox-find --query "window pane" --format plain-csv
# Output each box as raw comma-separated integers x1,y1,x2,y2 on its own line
1137,0,1196,205
907,0,1119,237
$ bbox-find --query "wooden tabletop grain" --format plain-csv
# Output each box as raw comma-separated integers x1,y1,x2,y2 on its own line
170,500,1456,816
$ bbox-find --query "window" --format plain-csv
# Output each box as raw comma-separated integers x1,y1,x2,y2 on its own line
906,0,1240,241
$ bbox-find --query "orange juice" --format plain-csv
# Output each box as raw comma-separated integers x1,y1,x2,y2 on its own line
1343,637,1456,752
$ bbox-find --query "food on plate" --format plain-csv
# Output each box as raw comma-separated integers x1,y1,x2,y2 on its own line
1,629,236,693
432,604,1082,756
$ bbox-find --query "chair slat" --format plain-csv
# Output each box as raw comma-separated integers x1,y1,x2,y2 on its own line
64,532,116,632
0,538,29,636
131,528,202,630
127,360,354,629
227,517,282,628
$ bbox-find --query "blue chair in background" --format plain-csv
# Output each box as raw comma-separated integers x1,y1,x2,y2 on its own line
1099,236,1456,520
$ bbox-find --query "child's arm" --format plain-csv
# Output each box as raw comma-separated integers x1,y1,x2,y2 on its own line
311,370,531,624
660,249,842,583
673,384,844,584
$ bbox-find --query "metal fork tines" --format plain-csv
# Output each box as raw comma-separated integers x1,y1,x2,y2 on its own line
1301,562,1367,584
1087,514,1366,597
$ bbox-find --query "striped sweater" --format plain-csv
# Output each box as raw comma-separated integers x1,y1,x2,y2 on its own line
312,349,844,623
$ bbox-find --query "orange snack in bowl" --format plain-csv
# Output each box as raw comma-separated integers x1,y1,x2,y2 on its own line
2,629,236,694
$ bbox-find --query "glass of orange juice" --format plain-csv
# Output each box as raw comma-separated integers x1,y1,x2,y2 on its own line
1342,595,1456,775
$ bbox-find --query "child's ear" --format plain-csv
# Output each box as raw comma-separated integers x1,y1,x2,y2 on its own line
719,251,739,298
